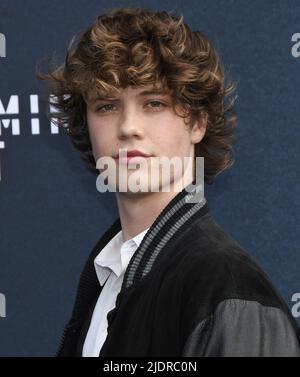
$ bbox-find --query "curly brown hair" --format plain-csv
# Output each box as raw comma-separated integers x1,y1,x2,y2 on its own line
36,6,237,185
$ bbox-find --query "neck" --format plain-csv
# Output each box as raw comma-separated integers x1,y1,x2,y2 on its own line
116,176,194,241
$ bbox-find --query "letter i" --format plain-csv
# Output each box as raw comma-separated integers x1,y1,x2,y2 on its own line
30,95,40,135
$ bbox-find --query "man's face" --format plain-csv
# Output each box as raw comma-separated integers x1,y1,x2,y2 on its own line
85,84,206,194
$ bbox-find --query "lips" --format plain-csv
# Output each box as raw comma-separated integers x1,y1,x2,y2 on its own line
114,150,152,159
113,149,152,164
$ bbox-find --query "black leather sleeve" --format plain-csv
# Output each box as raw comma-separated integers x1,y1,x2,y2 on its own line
182,299,300,357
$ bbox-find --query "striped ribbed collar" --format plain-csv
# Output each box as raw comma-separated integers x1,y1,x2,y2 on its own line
118,180,208,292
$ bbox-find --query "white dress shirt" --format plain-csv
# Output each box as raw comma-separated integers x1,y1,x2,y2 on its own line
82,227,149,357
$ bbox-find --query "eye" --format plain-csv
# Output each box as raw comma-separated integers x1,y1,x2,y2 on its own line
146,101,166,111
96,103,117,113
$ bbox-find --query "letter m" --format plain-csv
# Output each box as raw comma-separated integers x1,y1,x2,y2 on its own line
0,96,20,135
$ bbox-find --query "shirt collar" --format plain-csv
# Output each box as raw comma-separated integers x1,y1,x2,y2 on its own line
94,227,149,286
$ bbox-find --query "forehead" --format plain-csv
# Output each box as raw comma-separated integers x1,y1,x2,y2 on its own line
85,84,172,104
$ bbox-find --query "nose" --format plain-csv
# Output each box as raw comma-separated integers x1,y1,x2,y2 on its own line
117,107,144,140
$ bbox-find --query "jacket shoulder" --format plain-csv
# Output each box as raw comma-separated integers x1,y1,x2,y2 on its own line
180,213,290,310
178,214,300,356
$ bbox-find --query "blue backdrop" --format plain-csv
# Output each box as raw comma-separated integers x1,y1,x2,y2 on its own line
0,0,299,356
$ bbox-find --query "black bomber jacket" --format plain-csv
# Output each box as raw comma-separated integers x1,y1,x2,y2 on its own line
56,183,300,357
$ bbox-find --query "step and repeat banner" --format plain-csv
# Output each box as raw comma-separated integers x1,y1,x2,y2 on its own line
0,0,299,356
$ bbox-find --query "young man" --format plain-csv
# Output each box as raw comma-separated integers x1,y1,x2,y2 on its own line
38,7,300,357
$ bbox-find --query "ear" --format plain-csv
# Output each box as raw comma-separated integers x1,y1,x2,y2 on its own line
190,112,208,144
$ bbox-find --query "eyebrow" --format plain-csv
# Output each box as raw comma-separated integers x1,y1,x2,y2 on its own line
137,89,170,96
88,88,170,104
